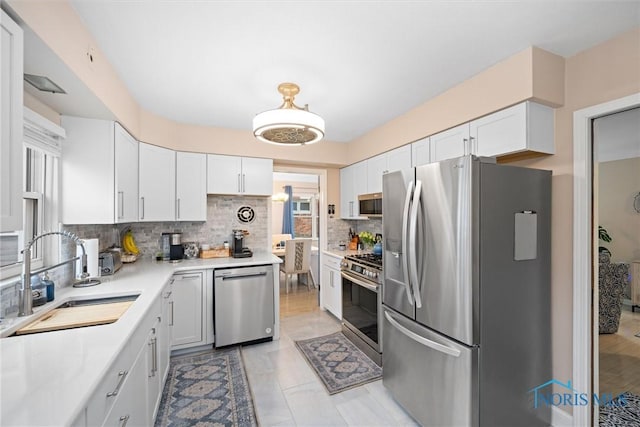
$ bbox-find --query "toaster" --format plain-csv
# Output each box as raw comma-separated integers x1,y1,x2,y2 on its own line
99,250,123,275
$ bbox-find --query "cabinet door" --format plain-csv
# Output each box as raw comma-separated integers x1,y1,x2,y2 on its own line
139,142,176,222
207,154,242,195
430,123,469,162
176,152,206,221
114,123,138,223
146,325,161,424
159,282,173,382
412,137,430,167
386,145,411,174
340,166,354,219
352,161,367,217
1,11,23,232
366,154,387,194
471,101,554,157
241,157,273,196
172,272,204,348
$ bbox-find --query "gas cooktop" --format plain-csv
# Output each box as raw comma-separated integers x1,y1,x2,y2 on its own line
345,253,382,268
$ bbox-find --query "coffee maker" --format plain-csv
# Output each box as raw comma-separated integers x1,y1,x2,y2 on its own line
232,229,252,258
169,232,184,261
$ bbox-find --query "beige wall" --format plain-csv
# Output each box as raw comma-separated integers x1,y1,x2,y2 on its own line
598,158,640,263
513,27,640,395
345,47,565,164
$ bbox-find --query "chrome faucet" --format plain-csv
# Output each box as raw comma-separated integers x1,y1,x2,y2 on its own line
19,230,88,317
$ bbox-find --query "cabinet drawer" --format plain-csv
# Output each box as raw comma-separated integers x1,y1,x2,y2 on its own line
323,254,343,270
85,345,135,427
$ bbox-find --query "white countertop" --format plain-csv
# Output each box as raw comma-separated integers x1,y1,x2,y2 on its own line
0,253,281,427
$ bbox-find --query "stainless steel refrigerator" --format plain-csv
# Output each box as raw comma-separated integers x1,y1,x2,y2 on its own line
382,155,551,427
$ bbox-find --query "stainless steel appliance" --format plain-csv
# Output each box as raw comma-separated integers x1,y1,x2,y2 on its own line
214,265,274,347
169,232,183,261
98,249,122,275
341,253,383,365
358,192,382,217
382,155,551,426
232,229,253,258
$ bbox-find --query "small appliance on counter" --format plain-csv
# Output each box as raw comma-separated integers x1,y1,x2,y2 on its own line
231,229,253,258
160,233,171,260
169,232,184,261
99,249,123,275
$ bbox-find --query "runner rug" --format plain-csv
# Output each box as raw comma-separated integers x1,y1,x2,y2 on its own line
599,392,640,427
295,331,383,395
155,347,257,427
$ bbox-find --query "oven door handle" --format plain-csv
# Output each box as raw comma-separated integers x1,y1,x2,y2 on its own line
341,272,379,293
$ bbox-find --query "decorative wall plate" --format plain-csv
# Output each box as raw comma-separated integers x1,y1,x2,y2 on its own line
237,206,255,223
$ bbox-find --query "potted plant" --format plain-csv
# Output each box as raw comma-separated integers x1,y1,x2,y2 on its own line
599,226,612,257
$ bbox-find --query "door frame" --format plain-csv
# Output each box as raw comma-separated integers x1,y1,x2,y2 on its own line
572,92,640,427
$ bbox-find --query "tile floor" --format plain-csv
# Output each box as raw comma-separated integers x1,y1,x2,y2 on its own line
241,309,418,426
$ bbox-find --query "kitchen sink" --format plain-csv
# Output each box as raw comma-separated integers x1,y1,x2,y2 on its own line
5,294,140,337
54,294,139,308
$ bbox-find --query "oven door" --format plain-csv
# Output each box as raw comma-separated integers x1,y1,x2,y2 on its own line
341,271,381,352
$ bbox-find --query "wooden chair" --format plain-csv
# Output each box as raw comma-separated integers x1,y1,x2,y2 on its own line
279,239,315,293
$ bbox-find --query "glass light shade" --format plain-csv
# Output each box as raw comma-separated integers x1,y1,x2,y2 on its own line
253,108,325,146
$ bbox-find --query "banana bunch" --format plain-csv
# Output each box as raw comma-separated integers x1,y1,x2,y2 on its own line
122,230,140,255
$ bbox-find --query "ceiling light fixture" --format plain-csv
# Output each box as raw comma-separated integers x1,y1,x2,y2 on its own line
253,82,324,146
24,74,66,94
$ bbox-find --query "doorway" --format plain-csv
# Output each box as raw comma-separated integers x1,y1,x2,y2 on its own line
573,93,640,427
271,168,327,317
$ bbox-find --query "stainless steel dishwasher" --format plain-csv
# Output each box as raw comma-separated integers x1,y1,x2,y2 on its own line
214,265,274,347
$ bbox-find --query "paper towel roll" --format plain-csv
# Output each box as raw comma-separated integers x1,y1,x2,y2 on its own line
76,238,100,278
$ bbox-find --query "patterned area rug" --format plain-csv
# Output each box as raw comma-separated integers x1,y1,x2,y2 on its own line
295,331,382,395
155,347,257,427
599,392,640,426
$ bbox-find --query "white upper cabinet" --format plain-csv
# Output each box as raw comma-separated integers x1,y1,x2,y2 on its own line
470,101,554,157
61,117,139,224
207,154,273,196
139,142,175,222
114,123,139,223
340,161,367,219
1,11,23,232
411,136,430,167
366,154,387,194
366,145,411,194
430,123,470,163
176,152,207,221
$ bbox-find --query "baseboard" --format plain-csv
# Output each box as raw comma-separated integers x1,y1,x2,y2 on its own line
552,406,573,427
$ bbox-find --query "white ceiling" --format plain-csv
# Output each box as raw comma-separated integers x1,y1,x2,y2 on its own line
38,1,640,142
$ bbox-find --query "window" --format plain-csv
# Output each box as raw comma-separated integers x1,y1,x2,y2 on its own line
0,108,63,279
292,199,311,215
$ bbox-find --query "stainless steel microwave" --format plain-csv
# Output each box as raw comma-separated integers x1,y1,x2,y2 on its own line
358,193,382,217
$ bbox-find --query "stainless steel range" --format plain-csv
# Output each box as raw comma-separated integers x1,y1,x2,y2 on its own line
341,253,383,365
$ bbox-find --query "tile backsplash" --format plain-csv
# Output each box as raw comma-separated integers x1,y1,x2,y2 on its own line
327,217,382,249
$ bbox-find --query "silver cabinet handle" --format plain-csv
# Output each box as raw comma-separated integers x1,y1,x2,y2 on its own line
330,272,333,287
176,198,181,219
176,274,201,280
237,174,241,193
242,174,246,193
152,337,158,375
169,301,174,326
385,310,461,357
119,415,130,427
118,191,124,219
349,201,353,217
163,290,172,298
106,370,128,397
140,197,145,220
469,136,476,155
463,138,469,155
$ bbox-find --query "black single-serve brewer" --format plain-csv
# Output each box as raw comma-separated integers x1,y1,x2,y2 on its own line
231,229,252,258
169,232,184,261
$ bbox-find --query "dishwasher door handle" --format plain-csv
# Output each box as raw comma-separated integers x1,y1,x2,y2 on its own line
219,272,268,280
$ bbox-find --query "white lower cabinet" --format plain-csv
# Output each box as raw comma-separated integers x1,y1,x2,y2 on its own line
321,253,343,319
171,271,213,350
81,286,171,427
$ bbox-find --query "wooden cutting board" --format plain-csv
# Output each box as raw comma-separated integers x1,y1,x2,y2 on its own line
15,301,133,335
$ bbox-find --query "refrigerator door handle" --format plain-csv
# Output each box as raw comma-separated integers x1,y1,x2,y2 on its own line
409,180,423,308
401,180,415,305
385,310,461,357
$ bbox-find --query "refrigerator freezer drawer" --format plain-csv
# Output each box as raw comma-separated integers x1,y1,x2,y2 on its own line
382,307,479,427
